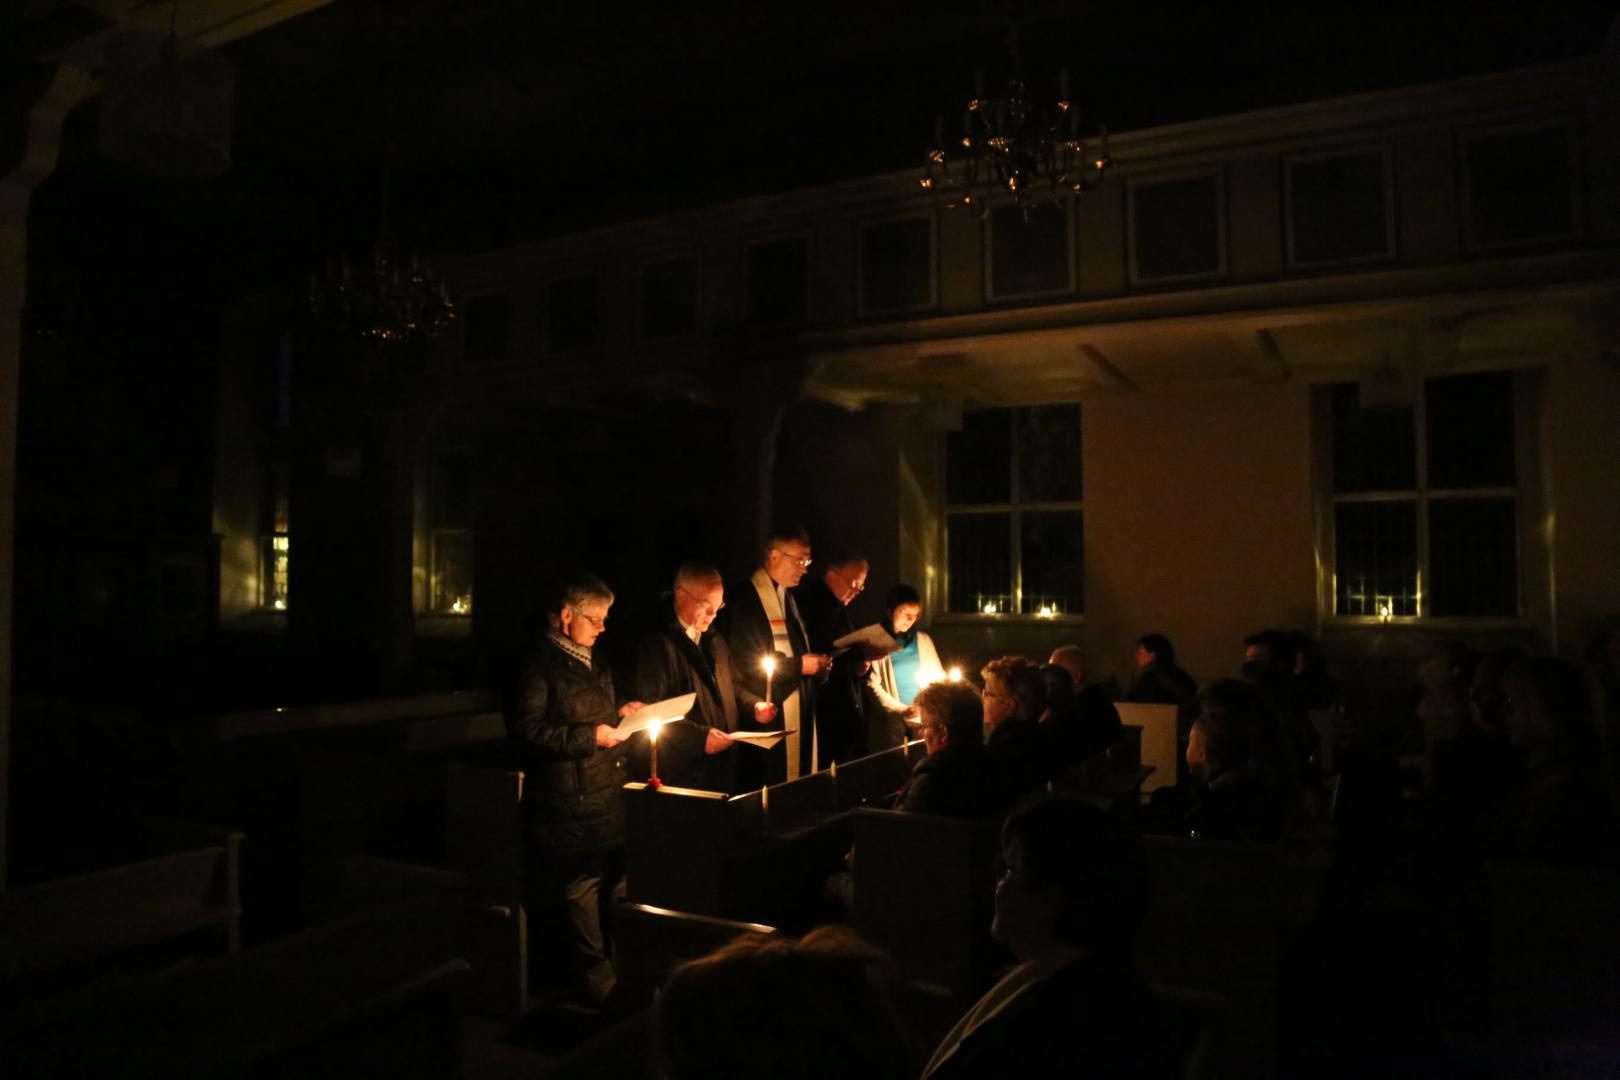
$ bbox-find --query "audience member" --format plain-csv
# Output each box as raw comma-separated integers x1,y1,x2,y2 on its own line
1038,662,1124,775
1126,632,1198,709
982,656,1047,803
922,797,1177,1079
1483,656,1617,866
656,925,912,1080
897,680,998,817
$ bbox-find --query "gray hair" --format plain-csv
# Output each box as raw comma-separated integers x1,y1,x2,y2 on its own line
673,562,722,593
547,573,615,630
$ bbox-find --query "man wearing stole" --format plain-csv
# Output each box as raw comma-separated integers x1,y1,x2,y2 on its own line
720,527,829,783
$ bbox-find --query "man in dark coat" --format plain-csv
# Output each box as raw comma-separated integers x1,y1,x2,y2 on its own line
630,563,745,793
794,551,875,767
507,573,641,1005
719,527,829,783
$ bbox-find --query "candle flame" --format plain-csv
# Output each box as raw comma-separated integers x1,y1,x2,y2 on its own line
648,719,663,741
761,656,777,676
948,666,962,682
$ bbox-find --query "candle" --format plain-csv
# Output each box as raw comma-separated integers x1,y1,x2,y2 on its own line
761,655,777,710
760,783,770,833
948,666,962,682
648,720,664,789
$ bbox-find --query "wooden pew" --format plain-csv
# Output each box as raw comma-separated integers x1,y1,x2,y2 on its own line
849,807,1005,1015
443,758,529,1016
622,743,922,929
614,902,778,1010
1136,836,1326,1076
1115,703,1180,795
0,820,242,1000
3,893,468,1080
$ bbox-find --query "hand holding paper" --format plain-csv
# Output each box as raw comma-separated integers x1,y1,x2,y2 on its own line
832,623,900,658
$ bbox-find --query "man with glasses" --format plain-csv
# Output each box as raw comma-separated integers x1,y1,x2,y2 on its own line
630,563,745,792
720,527,829,782
796,550,877,766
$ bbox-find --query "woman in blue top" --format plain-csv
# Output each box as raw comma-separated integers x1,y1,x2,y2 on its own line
870,583,947,721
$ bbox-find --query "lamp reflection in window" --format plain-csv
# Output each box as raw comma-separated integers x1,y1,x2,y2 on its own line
261,532,289,611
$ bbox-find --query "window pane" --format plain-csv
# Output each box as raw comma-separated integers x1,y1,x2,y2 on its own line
1132,175,1221,280
860,217,932,312
462,293,510,366
1016,405,1082,502
1290,151,1389,264
431,529,474,614
1020,511,1083,615
1429,497,1517,617
641,256,699,339
546,276,599,353
1332,382,1416,492
1426,371,1514,489
947,513,1011,614
990,202,1069,298
947,409,1011,504
747,237,809,324
1335,500,1418,616
1466,126,1576,248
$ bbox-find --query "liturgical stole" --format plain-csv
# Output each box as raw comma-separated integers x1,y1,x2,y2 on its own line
751,567,815,779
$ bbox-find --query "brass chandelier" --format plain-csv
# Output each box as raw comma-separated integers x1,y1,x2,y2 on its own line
922,35,1111,216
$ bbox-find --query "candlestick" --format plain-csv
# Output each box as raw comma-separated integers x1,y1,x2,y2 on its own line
648,720,664,790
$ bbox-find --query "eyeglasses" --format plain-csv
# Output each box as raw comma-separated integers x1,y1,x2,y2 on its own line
676,586,725,615
572,608,607,630
772,547,813,569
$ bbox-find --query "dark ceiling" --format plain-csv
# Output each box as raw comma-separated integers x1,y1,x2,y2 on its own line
8,1,1617,317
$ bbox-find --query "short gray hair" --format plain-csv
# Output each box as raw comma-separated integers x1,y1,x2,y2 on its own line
547,573,615,630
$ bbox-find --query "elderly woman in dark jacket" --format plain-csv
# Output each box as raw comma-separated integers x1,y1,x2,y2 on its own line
508,573,642,1005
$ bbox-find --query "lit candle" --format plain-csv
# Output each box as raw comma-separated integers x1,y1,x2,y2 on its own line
948,666,962,682
982,601,998,615
761,655,777,710
647,720,664,789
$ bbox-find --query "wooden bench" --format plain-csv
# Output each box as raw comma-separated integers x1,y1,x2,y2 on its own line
1115,703,1181,795
0,820,242,1001
850,807,1005,1012
1136,835,1326,1076
4,893,468,1080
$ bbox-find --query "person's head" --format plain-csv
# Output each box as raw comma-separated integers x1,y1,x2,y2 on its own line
885,583,922,635
655,926,910,1080
1048,644,1086,684
1189,679,1260,780
673,563,725,635
1041,663,1075,706
762,527,813,589
981,656,1034,728
1469,648,1525,735
992,796,1151,964
1502,655,1598,755
821,552,869,606
914,680,983,754
550,573,615,648
1136,633,1175,670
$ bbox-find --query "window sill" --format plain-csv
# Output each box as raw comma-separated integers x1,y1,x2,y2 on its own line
932,612,1085,626
417,614,474,639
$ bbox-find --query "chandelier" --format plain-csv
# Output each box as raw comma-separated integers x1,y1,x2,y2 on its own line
922,35,1111,216
307,246,456,344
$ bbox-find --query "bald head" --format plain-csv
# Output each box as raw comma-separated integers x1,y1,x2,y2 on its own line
1048,645,1086,683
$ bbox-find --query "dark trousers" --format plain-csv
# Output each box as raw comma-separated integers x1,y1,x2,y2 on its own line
526,844,623,1003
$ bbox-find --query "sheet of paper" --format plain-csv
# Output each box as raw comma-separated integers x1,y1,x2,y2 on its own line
615,693,697,738
726,728,797,749
832,623,900,654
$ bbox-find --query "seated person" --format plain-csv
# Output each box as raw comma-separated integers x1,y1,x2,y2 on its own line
922,797,1177,1080
657,925,912,1080
1039,661,1124,772
982,656,1048,803
897,680,998,818
1145,680,1289,844
1126,632,1198,709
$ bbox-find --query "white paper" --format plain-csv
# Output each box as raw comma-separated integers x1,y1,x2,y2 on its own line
832,623,900,654
615,693,697,738
725,728,797,749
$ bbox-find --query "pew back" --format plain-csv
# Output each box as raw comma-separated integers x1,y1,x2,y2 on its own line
615,902,778,1009
851,808,1004,1006
1115,703,1180,794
